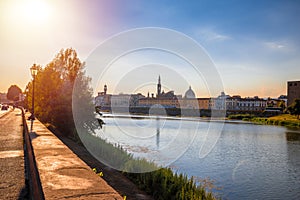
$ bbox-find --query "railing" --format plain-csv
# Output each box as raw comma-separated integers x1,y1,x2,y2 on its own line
20,107,45,200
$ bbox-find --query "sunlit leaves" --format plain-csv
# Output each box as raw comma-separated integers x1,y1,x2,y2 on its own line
25,48,92,138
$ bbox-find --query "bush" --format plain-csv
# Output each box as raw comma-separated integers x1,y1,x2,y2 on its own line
125,168,216,200
228,114,254,120
83,131,217,199
250,115,300,128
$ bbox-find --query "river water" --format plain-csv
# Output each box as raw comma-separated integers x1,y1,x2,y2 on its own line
95,114,300,200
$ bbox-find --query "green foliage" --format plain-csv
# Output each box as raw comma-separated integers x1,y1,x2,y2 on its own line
25,48,90,138
228,114,254,120
79,130,158,172
7,85,22,101
24,48,218,199
251,114,300,128
125,168,216,200
287,99,300,119
278,100,286,110
82,131,217,199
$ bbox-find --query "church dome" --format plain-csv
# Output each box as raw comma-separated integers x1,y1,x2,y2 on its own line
184,86,196,98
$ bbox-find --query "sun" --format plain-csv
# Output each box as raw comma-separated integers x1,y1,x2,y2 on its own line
8,0,52,26
23,0,51,24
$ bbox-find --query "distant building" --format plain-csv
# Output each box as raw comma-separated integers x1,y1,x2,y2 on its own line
111,94,132,107
210,92,229,110
95,77,289,115
178,86,198,109
157,75,161,97
95,84,111,108
111,93,145,107
210,93,267,112
197,98,210,109
139,97,179,108
226,96,240,110
139,76,179,108
130,94,145,106
184,86,196,99
95,85,145,109
287,81,300,106
236,97,267,111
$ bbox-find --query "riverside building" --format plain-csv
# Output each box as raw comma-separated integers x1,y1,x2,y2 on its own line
287,80,300,106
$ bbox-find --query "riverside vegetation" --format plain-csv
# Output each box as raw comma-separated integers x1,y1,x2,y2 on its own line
80,130,216,199
24,48,218,200
250,114,300,128
228,98,300,129
228,113,300,128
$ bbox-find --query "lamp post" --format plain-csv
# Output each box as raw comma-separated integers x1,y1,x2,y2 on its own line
29,64,38,120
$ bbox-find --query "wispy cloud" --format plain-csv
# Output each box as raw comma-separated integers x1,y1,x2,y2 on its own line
195,28,231,42
262,40,297,54
264,41,285,50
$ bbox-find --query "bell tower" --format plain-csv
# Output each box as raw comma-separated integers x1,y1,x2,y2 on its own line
157,75,161,98
104,84,107,95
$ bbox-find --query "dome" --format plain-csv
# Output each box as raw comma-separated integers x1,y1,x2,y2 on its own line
184,86,196,99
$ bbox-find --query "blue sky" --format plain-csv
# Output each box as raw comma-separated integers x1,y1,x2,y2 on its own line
1,0,300,97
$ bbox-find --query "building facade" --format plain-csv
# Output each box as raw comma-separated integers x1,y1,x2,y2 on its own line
139,76,180,108
235,97,267,111
287,81,300,106
209,92,229,110
139,97,179,108
210,93,267,112
95,77,288,115
95,85,146,109
95,85,111,108
197,98,210,109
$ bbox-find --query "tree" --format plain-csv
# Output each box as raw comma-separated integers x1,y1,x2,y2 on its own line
25,48,93,139
278,100,286,114
279,100,286,110
287,99,300,119
7,85,22,101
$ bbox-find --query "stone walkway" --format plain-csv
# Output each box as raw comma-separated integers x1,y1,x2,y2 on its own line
26,113,123,200
0,109,26,199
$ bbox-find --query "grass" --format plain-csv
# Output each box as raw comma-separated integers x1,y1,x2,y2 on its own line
227,114,255,120
77,126,218,200
250,114,300,128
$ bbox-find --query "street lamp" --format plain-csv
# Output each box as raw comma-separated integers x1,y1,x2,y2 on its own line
29,64,38,120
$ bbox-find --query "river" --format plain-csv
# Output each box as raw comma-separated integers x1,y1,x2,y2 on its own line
95,114,300,200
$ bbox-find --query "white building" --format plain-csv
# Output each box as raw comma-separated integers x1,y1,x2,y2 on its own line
210,92,229,110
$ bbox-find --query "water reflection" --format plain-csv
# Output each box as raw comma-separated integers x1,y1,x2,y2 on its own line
285,130,300,192
96,116,300,199
156,117,160,148
286,131,300,141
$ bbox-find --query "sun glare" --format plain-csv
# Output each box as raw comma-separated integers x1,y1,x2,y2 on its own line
24,0,51,23
10,0,52,25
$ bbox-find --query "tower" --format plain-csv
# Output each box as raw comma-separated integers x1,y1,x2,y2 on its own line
288,81,300,106
157,75,161,98
104,84,107,95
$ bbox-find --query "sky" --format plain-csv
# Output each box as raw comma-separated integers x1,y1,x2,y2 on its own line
1,0,300,98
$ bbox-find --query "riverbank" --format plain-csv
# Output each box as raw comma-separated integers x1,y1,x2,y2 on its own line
228,114,300,129
250,114,300,128
47,125,154,200
47,124,218,200
25,114,124,199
